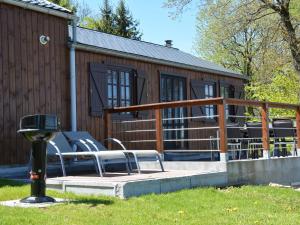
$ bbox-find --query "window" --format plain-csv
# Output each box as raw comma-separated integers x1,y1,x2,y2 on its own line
220,84,235,121
161,74,187,149
107,69,132,108
89,63,148,117
190,80,216,121
204,84,215,119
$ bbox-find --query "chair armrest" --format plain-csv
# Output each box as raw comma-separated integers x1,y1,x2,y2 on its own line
104,138,127,150
69,139,92,152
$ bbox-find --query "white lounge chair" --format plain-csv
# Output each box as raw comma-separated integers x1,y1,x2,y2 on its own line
47,132,130,177
63,131,164,174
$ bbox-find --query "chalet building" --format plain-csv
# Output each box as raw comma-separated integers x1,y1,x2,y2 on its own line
0,0,247,166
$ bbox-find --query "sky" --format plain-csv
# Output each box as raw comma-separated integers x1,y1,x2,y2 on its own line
85,0,199,55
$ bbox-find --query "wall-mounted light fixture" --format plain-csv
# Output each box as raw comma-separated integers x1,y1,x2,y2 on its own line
39,35,50,45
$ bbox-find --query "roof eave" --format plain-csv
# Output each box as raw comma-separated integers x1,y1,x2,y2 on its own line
72,42,248,80
0,0,76,20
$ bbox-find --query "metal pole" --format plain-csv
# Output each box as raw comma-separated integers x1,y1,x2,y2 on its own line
70,18,77,131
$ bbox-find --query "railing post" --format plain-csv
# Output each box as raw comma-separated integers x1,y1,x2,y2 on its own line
261,103,270,159
218,100,228,162
103,110,112,150
296,107,300,156
155,109,164,153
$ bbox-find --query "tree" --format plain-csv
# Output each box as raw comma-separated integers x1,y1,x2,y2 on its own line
49,0,75,12
256,0,300,73
196,0,289,79
83,0,142,40
99,0,115,33
74,0,92,24
82,0,115,33
165,0,300,74
246,64,300,117
114,0,142,40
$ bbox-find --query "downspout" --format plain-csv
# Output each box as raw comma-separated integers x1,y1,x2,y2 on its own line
70,18,77,131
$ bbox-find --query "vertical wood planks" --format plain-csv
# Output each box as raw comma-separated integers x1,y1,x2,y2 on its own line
0,4,69,165
217,100,227,153
261,103,270,151
155,109,164,153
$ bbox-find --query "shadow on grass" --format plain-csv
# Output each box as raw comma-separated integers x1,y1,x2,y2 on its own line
69,198,114,207
0,179,28,188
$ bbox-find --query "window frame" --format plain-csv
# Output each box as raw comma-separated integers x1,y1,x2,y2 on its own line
105,64,135,117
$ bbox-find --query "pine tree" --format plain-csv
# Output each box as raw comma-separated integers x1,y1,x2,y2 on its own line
99,0,115,33
83,0,114,34
114,0,142,40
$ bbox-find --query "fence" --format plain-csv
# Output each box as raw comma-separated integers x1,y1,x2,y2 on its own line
103,98,300,161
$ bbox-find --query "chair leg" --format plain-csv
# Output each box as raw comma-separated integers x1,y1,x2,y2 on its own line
157,154,165,172
57,154,66,177
126,153,133,172
124,157,131,175
131,152,141,174
94,156,103,177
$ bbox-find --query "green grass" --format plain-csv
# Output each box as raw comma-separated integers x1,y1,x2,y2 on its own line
1,179,300,225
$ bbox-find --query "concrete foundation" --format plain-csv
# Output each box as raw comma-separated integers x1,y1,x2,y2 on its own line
219,153,228,162
47,170,228,199
45,156,300,198
4,156,300,199
227,156,300,185
263,150,270,159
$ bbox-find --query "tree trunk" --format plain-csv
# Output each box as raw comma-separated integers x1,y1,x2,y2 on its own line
278,6,300,74
259,0,300,74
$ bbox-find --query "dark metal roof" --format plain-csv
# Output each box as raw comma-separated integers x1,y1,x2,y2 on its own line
18,0,71,13
70,26,246,79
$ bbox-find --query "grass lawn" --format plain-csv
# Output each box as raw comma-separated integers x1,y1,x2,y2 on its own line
1,179,300,225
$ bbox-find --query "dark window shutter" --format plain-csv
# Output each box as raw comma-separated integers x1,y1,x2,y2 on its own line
190,80,205,118
234,85,245,122
135,69,148,117
228,85,236,122
212,82,217,120
89,63,108,117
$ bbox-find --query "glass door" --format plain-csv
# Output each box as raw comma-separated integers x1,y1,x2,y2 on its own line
160,74,188,149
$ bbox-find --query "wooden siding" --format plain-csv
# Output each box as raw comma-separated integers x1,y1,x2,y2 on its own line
0,3,69,165
75,50,245,151
0,3,245,165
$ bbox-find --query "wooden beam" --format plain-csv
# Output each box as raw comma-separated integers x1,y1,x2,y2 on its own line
296,107,300,150
107,98,224,113
268,102,299,109
224,98,299,109
155,109,164,153
108,98,300,114
226,98,264,107
103,110,112,150
218,101,227,153
261,103,270,152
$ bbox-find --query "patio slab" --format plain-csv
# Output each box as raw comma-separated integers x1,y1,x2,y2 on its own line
0,198,67,208
47,170,228,199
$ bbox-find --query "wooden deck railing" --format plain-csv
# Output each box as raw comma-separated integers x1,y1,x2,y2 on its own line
104,98,300,159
